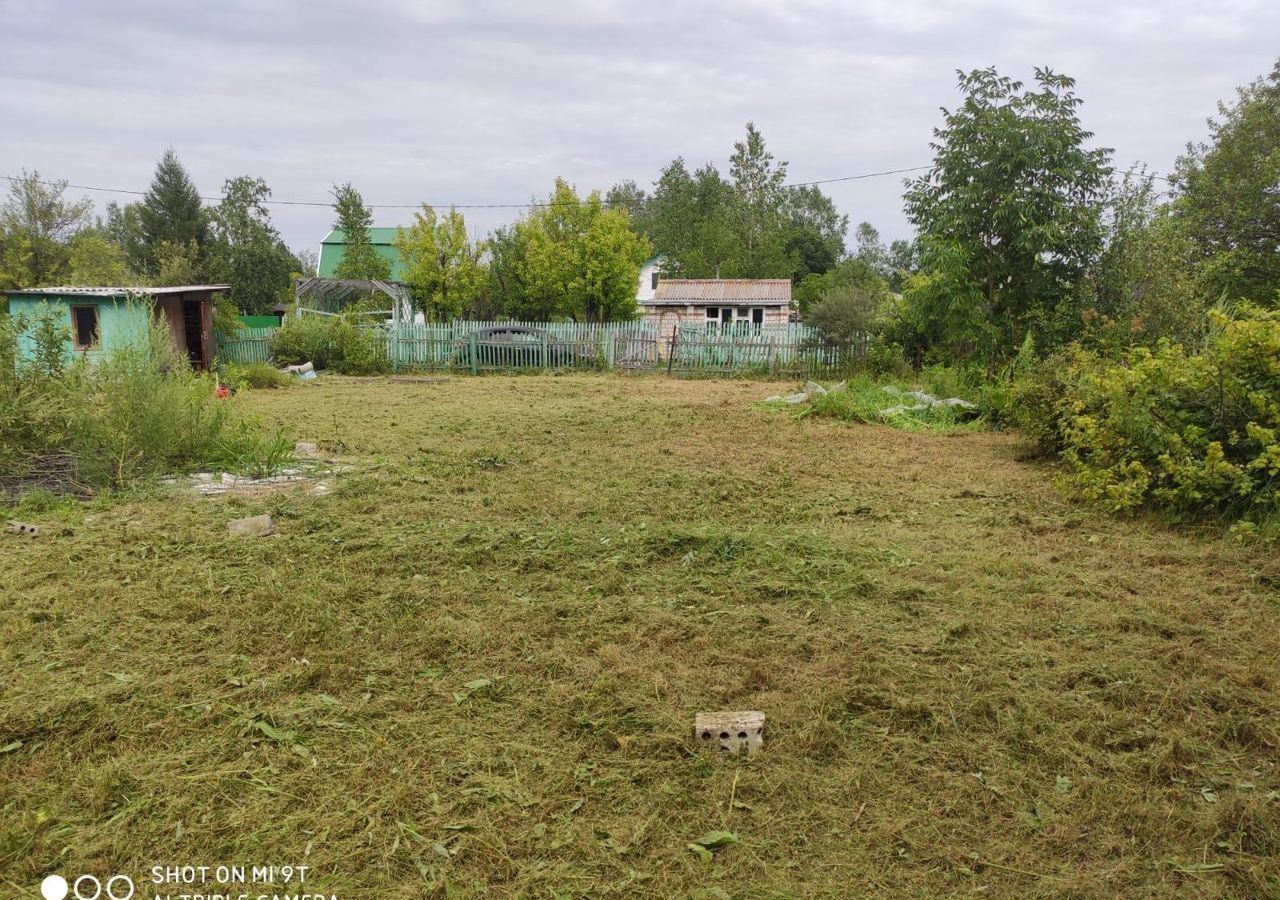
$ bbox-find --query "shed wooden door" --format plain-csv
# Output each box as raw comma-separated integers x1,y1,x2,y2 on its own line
182,299,207,368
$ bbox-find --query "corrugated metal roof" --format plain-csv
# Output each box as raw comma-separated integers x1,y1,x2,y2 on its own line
648,279,792,305
5,285,229,297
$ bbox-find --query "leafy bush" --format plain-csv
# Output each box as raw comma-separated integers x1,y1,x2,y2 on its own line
271,311,388,375
1004,345,1101,451
270,314,335,369
863,336,912,380
1053,306,1280,520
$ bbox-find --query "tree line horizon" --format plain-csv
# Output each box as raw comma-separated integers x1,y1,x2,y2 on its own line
2,58,1276,359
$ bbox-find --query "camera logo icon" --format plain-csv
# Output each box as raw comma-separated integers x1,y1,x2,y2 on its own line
41,873,135,900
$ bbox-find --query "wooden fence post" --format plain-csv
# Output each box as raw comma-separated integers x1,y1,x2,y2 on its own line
468,333,479,375
666,326,678,376
767,337,777,375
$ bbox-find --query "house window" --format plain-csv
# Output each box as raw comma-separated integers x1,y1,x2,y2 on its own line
71,305,99,350
651,272,660,290
705,307,718,320
752,308,764,325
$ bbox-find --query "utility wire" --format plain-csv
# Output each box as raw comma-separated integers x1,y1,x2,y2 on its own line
0,164,1176,211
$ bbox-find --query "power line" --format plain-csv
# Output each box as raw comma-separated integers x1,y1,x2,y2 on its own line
0,163,1176,211
1,166,935,211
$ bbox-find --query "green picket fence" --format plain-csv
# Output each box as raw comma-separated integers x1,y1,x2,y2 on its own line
215,319,863,377
215,326,276,364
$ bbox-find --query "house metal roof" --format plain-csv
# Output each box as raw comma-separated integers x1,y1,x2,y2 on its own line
320,228,401,245
317,228,406,279
647,279,792,306
5,285,229,297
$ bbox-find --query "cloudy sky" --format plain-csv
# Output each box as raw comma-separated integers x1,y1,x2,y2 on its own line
2,0,1276,255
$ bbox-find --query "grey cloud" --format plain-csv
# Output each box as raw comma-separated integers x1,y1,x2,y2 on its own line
1,0,1275,251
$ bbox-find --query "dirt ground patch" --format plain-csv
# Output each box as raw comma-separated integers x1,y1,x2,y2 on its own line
2,374,1277,898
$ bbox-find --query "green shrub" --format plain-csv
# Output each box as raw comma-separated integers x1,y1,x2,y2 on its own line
1055,306,1280,520
863,336,911,380
270,312,388,375
271,314,335,369
1004,345,1101,452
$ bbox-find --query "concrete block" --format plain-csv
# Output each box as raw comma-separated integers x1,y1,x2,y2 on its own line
695,710,765,757
6,520,40,537
227,514,276,538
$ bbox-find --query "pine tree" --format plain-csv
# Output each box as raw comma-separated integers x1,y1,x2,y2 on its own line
331,183,391,280
138,148,207,275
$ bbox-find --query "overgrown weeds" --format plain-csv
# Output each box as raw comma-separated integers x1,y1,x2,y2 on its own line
1,301,292,494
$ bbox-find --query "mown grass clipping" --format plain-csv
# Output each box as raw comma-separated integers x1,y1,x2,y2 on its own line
2,374,1278,898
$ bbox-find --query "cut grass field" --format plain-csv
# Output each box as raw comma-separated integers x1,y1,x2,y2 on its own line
2,373,1278,898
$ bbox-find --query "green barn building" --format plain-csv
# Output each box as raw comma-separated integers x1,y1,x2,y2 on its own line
317,228,407,280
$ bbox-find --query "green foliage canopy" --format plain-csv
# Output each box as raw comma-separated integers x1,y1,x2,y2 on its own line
1172,60,1280,306
137,148,208,275
904,67,1113,362
206,176,297,313
331,183,391,281
508,179,650,322
394,206,485,320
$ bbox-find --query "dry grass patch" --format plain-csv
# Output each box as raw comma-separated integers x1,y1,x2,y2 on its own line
2,374,1278,898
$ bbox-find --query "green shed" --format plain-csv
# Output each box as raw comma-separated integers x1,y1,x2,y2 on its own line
4,284,228,370
317,228,407,280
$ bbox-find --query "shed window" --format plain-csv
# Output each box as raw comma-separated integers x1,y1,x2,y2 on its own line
72,305,99,350
651,272,660,290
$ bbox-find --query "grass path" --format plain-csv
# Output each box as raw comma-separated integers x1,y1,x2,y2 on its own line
2,374,1277,898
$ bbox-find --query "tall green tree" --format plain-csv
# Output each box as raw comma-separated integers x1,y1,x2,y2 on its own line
904,67,1112,361
103,200,148,275
138,148,208,275
628,124,844,282
853,222,891,280
644,158,740,278
207,176,297,312
784,185,846,280
605,180,651,236
331,183,391,280
728,121,790,277
513,179,650,322
67,231,138,286
1087,169,1207,348
479,224,534,318
886,238,919,292
0,170,94,288
1172,59,1280,305
394,206,486,320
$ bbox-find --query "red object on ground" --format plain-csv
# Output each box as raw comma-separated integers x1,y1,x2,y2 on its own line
216,385,230,399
